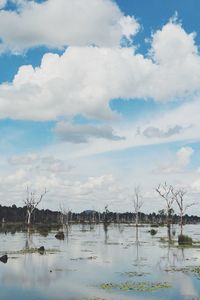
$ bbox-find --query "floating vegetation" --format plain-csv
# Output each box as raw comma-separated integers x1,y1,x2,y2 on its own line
191,266,200,278
83,297,106,300
165,265,200,278
106,242,123,245
71,256,97,261
100,281,172,292
50,268,77,272
120,271,149,277
165,267,190,273
5,248,60,255
159,237,175,245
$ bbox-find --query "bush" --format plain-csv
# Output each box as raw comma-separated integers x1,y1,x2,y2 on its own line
150,229,157,236
178,234,192,245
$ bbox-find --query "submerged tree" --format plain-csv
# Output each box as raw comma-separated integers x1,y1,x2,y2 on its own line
171,187,196,235
156,182,174,240
103,204,110,224
24,187,47,226
133,186,143,227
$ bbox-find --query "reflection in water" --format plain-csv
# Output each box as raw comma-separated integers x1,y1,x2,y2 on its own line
103,222,109,244
25,227,35,250
134,226,143,268
0,224,199,300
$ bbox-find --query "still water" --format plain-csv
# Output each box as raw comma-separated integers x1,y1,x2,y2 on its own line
0,223,200,300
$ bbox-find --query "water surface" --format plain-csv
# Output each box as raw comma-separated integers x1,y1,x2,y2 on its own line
0,224,200,300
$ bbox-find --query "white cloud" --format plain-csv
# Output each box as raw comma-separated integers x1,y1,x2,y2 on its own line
8,153,71,173
142,125,183,139
192,179,200,192
159,146,194,174
0,0,139,53
54,121,125,143
8,153,39,165
119,15,140,42
0,156,131,211
0,21,199,121
150,21,197,65
176,147,194,167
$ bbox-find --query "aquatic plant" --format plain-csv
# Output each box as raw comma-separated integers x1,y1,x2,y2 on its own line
100,281,171,292
150,229,157,236
120,271,149,277
178,234,193,245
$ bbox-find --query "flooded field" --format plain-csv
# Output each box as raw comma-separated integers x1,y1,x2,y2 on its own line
0,223,200,300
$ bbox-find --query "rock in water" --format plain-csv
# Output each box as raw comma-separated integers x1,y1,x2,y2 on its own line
38,246,45,254
0,255,8,264
55,231,65,240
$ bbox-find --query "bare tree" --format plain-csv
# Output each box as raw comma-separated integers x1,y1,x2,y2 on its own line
133,186,143,227
156,182,175,240
59,203,70,232
103,204,109,224
156,183,174,225
24,187,47,226
171,188,196,235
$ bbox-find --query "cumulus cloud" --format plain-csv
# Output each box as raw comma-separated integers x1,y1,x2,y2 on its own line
8,153,39,165
143,125,183,138
54,121,125,143
159,146,194,174
176,147,194,167
0,160,130,211
0,0,139,53
8,153,70,173
192,179,200,192
0,21,199,121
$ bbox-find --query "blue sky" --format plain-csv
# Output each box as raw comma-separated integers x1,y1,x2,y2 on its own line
0,0,200,213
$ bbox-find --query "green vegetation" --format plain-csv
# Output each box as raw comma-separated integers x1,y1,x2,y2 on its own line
70,256,97,260
120,271,149,277
5,248,60,255
191,266,200,278
150,229,157,235
178,234,193,245
100,281,172,292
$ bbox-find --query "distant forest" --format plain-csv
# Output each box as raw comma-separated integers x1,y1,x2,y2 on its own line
0,204,200,225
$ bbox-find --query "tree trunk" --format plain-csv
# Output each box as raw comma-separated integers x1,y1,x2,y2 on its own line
180,211,183,235
167,211,171,241
27,211,31,226
136,212,138,227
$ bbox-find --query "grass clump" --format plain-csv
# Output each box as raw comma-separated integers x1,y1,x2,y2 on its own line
178,234,193,245
150,229,157,236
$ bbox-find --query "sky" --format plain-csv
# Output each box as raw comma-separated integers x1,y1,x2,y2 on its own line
0,0,200,214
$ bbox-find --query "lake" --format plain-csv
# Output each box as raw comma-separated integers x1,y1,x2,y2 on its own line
0,223,200,300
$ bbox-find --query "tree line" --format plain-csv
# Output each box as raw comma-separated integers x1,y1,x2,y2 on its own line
0,204,199,225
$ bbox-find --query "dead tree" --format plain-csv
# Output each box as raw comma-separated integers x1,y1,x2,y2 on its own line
171,188,196,235
24,187,47,226
59,203,70,230
133,186,143,227
104,204,109,224
156,182,174,240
